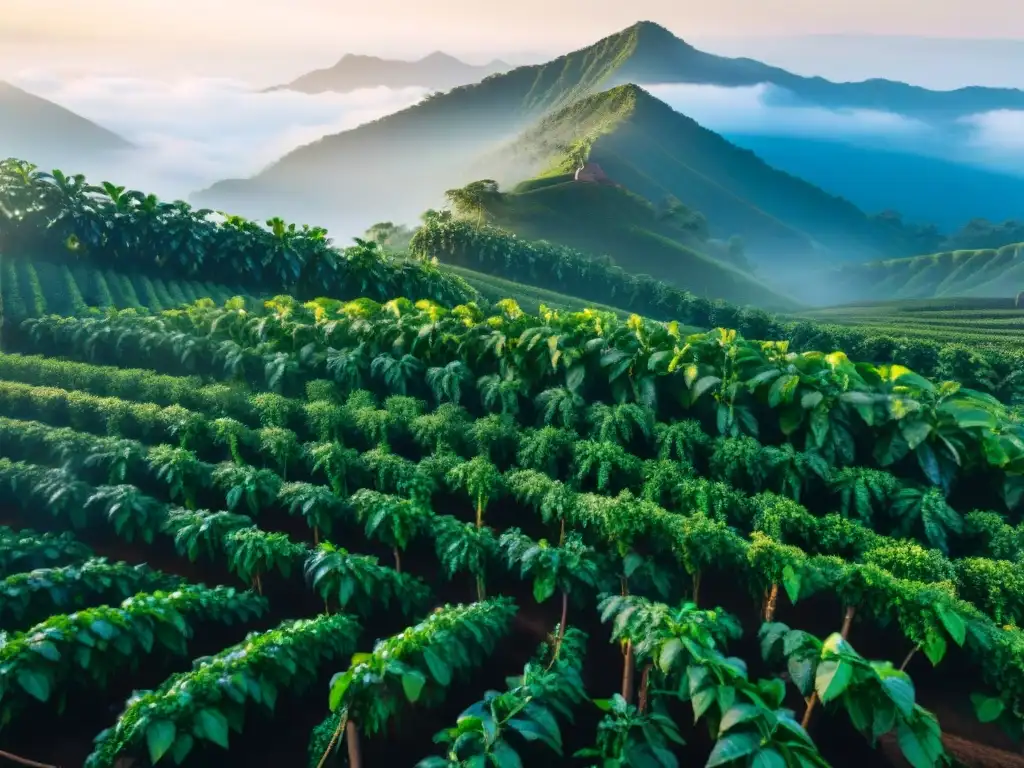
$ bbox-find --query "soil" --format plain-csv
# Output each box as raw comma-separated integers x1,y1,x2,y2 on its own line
0,471,1017,767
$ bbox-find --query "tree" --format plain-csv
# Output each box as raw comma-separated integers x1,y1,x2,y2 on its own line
443,180,500,224
500,529,605,659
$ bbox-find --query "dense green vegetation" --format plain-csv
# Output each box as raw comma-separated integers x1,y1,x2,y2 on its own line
411,216,1024,402
3,288,1024,766
438,174,788,308
0,251,251,323
6,156,1024,768
815,242,1024,303
0,159,477,308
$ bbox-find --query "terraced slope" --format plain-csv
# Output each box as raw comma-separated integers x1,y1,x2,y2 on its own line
810,243,1024,303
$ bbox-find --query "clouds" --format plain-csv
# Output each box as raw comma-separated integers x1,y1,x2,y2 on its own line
958,110,1024,174
7,72,430,199
643,82,934,141
644,82,1024,178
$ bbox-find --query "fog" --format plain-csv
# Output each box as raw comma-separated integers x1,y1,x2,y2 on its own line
7,72,431,200
644,82,1024,176
7,72,1024,248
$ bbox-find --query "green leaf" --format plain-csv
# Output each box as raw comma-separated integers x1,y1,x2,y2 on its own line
424,647,452,686
787,658,815,696
329,671,352,711
169,733,194,765
922,630,947,666
691,688,717,721
706,732,762,767
16,669,50,702
196,708,230,749
971,693,1005,724
896,720,941,768
814,659,853,703
881,677,916,718
934,603,966,646
752,748,787,768
402,670,427,702
532,572,556,603
900,420,932,450
781,565,802,604
147,721,177,764
718,704,761,736
658,638,685,673
490,740,523,768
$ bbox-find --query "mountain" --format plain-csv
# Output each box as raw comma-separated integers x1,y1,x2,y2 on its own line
802,242,1024,304
463,163,796,307
264,52,511,94
0,81,131,166
721,134,1024,232
195,20,1015,261
601,22,1024,118
478,85,934,265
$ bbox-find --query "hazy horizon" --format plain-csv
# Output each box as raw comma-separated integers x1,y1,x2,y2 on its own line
5,2,1024,89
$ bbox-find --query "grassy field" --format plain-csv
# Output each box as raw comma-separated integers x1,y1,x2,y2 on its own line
814,242,1024,305
799,297,1024,348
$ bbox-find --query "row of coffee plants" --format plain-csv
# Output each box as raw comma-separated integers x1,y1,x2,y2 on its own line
411,217,1024,401
0,159,477,308
13,297,1021,517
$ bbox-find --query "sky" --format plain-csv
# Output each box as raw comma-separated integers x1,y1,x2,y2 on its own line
4,0,1024,85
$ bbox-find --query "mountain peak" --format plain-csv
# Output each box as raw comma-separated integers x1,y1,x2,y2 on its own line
420,51,462,64
627,19,695,51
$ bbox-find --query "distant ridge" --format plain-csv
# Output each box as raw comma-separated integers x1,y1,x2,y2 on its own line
0,81,132,162
808,242,1024,303
195,20,1024,266
607,21,1024,118
263,52,511,94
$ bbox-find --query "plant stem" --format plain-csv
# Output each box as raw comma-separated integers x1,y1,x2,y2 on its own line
764,583,779,622
559,517,565,545
476,496,483,529
840,605,856,638
254,572,263,595
475,573,486,602
692,569,702,605
315,711,350,768
393,547,402,573
801,694,817,729
0,749,59,768
638,663,652,713
621,640,635,703
899,645,920,671
554,590,569,659
802,605,856,729
313,526,320,546
346,718,362,768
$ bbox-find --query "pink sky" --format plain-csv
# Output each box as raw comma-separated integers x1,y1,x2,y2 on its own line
4,0,1022,85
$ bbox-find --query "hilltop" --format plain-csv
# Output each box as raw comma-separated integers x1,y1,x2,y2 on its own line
605,21,1024,118
194,23,933,265
456,167,794,306
0,81,131,166
475,84,925,265
805,242,1024,303
264,51,511,94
